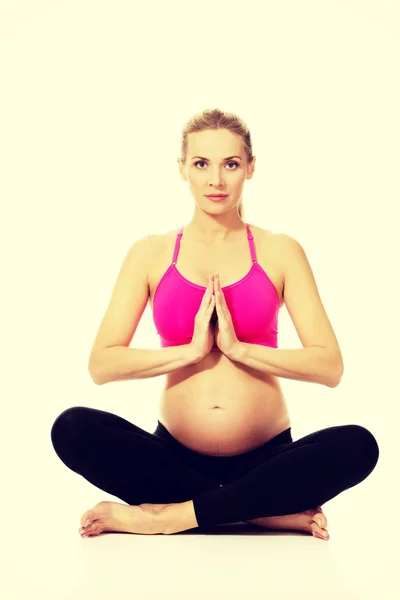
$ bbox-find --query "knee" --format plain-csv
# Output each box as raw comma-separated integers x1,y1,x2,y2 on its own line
50,406,92,452
344,424,380,473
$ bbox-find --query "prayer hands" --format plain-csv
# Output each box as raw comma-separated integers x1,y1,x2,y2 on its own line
212,273,241,359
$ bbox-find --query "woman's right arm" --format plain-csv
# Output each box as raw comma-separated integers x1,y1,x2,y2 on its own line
88,234,202,385
89,344,201,385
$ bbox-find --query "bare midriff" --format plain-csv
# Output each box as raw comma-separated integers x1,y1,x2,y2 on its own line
147,224,291,457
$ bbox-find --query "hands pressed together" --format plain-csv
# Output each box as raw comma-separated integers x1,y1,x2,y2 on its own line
211,272,241,359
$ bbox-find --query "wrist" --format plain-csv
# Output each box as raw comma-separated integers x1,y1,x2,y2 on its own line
186,344,203,364
227,342,245,362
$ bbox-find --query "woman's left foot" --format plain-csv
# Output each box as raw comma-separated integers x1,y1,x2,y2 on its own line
79,501,170,537
245,505,330,540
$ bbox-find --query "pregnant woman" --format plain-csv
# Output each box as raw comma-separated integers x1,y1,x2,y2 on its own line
51,108,379,540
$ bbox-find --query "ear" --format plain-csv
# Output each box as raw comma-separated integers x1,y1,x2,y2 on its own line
177,157,187,181
247,156,256,180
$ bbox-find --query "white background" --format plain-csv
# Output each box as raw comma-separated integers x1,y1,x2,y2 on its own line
1,1,399,598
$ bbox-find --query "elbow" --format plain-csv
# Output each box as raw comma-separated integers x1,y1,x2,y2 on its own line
327,362,344,388
88,359,104,386
91,374,104,386
89,368,101,385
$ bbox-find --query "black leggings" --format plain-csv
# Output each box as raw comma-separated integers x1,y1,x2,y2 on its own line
50,406,379,528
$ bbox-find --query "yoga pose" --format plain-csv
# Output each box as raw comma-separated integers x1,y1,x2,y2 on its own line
51,108,379,540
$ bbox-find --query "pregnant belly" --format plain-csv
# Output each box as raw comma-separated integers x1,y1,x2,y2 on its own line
159,370,291,456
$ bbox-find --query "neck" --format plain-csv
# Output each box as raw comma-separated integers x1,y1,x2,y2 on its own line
185,221,247,245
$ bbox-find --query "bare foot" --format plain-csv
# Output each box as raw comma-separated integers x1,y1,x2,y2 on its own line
78,500,170,537
245,505,330,540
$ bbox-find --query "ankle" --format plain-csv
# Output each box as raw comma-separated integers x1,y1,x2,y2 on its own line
162,501,199,535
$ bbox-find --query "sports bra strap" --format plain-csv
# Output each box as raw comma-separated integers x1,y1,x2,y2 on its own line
246,223,257,263
172,228,184,265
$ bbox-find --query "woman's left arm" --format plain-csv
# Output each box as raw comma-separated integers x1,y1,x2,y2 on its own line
227,343,342,387
227,234,344,388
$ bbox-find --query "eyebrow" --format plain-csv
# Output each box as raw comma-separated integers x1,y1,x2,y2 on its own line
191,155,242,161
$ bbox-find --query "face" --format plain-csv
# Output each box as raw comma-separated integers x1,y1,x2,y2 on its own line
178,128,256,212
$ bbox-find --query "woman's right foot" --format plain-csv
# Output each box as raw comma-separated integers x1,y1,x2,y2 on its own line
244,505,330,540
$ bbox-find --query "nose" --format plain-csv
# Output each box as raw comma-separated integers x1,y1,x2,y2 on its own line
209,168,225,187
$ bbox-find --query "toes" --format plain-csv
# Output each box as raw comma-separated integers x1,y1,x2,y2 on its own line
80,501,114,531
80,510,95,528
305,507,327,529
312,510,327,529
80,501,110,527
310,522,329,540
80,522,101,537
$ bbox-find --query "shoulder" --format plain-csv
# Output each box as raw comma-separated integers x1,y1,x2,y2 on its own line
252,227,305,280
124,234,163,269
150,227,181,244
274,232,303,251
270,234,313,291
268,232,306,269
136,231,176,270
249,224,293,252
130,233,160,253
273,233,305,260
128,228,182,262
129,234,166,289
143,227,187,257
253,225,303,251
137,231,170,252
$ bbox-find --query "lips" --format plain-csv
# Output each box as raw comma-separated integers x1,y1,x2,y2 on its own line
206,195,228,198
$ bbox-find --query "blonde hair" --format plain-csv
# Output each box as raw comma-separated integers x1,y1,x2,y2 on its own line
180,108,254,221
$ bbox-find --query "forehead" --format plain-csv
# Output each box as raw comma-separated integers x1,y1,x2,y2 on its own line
188,129,243,156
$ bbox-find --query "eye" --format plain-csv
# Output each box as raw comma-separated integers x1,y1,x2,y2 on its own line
194,161,239,170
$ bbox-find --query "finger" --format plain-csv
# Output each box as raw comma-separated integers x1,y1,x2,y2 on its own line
208,295,215,311
214,281,220,303
215,283,224,310
213,275,220,296
203,277,212,301
213,294,220,317
215,275,224,302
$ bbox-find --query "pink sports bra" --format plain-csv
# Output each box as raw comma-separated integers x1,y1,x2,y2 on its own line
152,223,280,350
